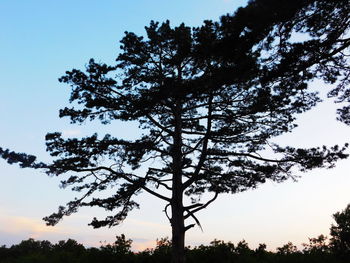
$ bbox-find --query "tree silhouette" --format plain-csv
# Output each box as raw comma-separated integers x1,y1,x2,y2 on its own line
330,204,350,256
317,0,350,124
302,234,330,254
1,0,350,262
99,234,133,263
277,242,298,255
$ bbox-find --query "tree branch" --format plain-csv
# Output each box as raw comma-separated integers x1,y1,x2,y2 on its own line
185,192,219,216
183,93,213,189
71,166,171,202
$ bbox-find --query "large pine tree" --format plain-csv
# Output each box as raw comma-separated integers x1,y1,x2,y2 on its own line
1,0,350,262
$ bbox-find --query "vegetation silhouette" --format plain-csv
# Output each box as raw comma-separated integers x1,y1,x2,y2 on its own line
0,0,350,262
1,204,350,263
330,204,350,256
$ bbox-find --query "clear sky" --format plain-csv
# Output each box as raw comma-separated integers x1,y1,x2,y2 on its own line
1,0,350,251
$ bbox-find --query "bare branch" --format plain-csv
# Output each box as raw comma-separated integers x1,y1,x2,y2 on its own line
185,192,219,216
184,207,203,232
163,203,171,223
184,224,196,232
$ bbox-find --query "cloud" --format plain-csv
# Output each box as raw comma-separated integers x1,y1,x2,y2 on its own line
0,210,77,246
0,215,64,237
0,210,166,250
132,238,156,251
62,129,82,137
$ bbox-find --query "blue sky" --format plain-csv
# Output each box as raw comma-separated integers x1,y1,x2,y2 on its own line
1,0,350,251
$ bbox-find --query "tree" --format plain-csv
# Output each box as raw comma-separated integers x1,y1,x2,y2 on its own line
302,235,330,254
99,234,133,263
277,242,298,255
100,234,132,256
1,0,350,262
330,204,350,256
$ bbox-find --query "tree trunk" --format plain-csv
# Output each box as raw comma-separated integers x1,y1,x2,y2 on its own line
171,99,185,263
171,199,185,263
171,156,186,263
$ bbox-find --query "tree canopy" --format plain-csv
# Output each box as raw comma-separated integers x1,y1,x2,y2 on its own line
330,204,350,255
1,0,350,262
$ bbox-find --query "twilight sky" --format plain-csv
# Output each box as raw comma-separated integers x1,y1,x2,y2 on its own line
1,0,350,251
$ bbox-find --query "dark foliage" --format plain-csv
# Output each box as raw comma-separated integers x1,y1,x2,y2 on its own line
0,236,349,263
330,204,350,256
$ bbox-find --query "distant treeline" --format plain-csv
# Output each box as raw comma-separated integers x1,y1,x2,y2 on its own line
0,234,348,263
1,204,350,263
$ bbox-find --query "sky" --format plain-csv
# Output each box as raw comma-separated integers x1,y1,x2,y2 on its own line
1,0,350,252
